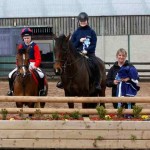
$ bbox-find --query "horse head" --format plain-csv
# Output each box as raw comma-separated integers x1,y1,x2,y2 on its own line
53,34,71,75
16,46,30,77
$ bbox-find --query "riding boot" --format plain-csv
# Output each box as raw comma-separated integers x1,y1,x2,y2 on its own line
7,78,13,96
39,77,46,96
94,66,101,91
56,80,63,89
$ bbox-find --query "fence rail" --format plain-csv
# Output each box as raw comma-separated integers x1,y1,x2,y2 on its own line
0,96,150,115
0,96,150,149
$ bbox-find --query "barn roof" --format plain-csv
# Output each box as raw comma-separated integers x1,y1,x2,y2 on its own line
0,0,150,18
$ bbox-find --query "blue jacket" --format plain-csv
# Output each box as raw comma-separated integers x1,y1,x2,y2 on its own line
21,42,36,60
71,25,97,54
116,66,140,97
106,60,139,97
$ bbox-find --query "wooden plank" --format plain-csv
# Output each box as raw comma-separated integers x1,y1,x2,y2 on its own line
1,108,150,115
0,130,150,140
0,121,150,130
0,96,150,103
0,139,150,149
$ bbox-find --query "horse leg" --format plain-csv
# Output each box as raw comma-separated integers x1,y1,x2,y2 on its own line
40,102,45,108
98,84,106,108
16,102,23,108
65,91,74,108
28,103,35,117
68,102,74,108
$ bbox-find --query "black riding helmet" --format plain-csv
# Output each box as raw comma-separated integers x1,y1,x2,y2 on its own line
78,12,88,22
21,28,33,38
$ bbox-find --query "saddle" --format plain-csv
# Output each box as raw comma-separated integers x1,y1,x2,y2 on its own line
31,69,47,94
30,69,40,86
12,69,42,91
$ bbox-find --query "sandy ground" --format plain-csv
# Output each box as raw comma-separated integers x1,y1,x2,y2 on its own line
0,81,149,109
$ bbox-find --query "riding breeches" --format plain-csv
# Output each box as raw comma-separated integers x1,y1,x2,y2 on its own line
34,68,44,78
8,67,44,79
8,68,17,78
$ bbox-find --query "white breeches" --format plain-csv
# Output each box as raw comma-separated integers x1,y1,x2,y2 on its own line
35,68,44,78
8,68,17,78
29,62,44,78
9,64,44,79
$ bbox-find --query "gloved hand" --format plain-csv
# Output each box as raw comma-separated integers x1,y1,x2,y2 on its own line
29,63,37,70
80,38,86,43
82,49,87,55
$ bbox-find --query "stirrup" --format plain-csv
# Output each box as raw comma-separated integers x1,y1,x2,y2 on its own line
7,90,13,96
95,83,101,91
56,81,63,89
39,89,46,96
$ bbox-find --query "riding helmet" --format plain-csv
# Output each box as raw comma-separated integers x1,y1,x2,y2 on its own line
78,12,89,22
21,28,33,37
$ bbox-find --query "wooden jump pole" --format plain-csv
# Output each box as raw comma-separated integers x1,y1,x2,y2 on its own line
1,108,150,115
0,96,150,103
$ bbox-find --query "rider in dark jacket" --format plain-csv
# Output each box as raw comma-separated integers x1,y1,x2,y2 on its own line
57,12,101,91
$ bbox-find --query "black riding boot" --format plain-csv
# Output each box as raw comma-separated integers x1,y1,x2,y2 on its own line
94,66,101,91
39,77,46,96
7,78,13,96
56,80,63,89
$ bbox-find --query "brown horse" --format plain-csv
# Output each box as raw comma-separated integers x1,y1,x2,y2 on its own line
13,46,48,109
54,34,106,109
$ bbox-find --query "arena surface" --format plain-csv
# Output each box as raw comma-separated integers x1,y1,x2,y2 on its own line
0,81,149,109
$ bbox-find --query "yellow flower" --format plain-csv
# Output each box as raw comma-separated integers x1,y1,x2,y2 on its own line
105,115,111,119
141,115,149,119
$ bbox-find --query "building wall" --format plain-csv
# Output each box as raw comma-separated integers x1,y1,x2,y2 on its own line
96,35,150,72
1,16,150,36
0,16,149,76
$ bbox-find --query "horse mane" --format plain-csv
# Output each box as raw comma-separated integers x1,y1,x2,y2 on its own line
68,40,81,58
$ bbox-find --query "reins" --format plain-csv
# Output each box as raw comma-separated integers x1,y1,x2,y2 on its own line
61,44,86,79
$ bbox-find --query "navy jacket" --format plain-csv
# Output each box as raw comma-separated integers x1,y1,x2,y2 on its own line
71,25,97,54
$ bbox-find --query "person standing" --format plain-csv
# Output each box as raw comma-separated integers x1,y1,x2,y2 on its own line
106,48,140,109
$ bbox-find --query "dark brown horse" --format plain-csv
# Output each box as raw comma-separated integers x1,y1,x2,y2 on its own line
53,34,106,109
13,46,48,109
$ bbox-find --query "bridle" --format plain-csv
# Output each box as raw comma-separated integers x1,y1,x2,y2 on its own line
55,39,85,79
17,53,30,78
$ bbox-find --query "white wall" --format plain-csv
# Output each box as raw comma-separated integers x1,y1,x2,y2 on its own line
96,35,150,63
96,35,150,72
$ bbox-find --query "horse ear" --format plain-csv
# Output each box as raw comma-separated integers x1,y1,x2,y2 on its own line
66,33,71,41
